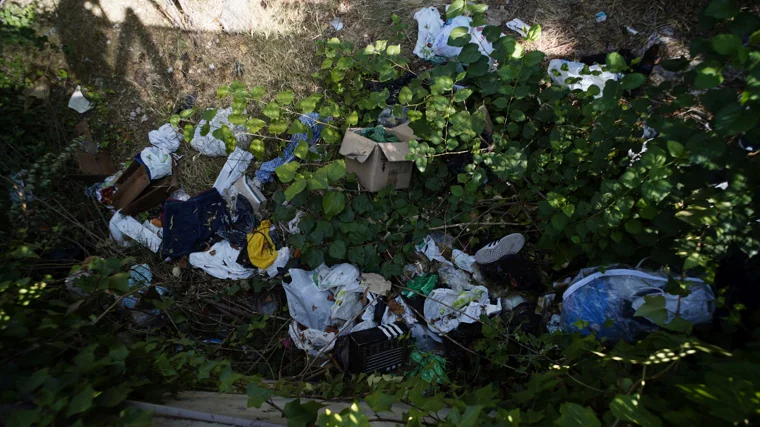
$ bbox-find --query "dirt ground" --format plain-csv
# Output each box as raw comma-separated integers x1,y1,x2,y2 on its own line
14,0,707,182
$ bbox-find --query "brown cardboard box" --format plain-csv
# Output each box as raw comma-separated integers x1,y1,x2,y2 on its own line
339,124,417,192
112,159,179,215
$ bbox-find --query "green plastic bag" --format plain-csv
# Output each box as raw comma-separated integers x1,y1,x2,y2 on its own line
402,274,437,299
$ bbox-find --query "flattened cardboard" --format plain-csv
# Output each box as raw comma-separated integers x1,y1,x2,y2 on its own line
339,124,417,192
74,151,118,181
113,159,179,215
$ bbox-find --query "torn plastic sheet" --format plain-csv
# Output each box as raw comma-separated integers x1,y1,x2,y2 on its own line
548,59,620,98
68,85,92,113
191,107,252,156
138,147,172,180
149,123,182,153
561,268,715,342
452,249,476,273
289,321,337,355
213,147,253,200
109,212,162,253
416,235,453,266
189,240,255,280
262,247,290,278
424,286,501,334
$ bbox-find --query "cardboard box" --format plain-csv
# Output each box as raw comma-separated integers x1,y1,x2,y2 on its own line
112,159,179,215
339,124,417,192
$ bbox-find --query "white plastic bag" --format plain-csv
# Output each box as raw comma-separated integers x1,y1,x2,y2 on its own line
149,123,182,153
416,235,453,266
213,147,253,199
424,286,501,334
283,268,334,331
316,263,362,292
139,147,172,180
109,212,162,253
188,240,254,280
289,321,336,355
413,7,445,61
452,249,476,273
437,265,475,293
548,59,620,98
262,247,290,278
191,107,252,156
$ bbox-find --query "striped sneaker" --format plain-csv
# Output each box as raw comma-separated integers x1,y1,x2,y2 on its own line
474,233,525,264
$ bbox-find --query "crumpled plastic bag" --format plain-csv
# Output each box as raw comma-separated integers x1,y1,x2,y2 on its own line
452,249,476,273
149,123,181,153
561,268,715,342
316,263,362,292
424,285,502,334
214,147,253,200
413,7,502,63
191,107,252,156
548,59,621,98
402,273,438,298
139,146,172,180
437,265,475,293
283,268,334,331
189,240,255,280
416,235,453,266
289,321,336,355
262,247,290,278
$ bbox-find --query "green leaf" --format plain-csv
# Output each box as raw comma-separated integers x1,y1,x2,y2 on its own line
751,30,760,45
365,391,394,413
285,179,307,201
107,272,130,293
712,33,743,55
20,368,48,394
606,52,628,73
323,191,346,219
217,85,229,98
345,110,359,126
694,64,723,89
459,43,482,64
446,0,465,19
704,0,739,19
621,73,647,90
524,51,545,67
555,403,601,427
247,383,272,408
335,56,354,70
169,114,180,128
263,102,280,120
180,108,194,119
97,384,131,407
625,219,644,235
245,118,266,133
249,86,266,99
298,94,321,113
276,162,299,183
633,295,668,324
249,139,264,160
454,88,473,102
276,90,294,105
386,44,401,55
66,386,95,417
202,108,217,121
641,179,671,202
526,24,542,42
509,109,526,122
666,140,684,158
448,26,471,47
328,240,347,259
610,395,663,427
183,124,195,143
551,213,569,231
399,86,413,104
324,160,346,182
294,140,309,159
8,410,39,427
562,204,575,218
283,399,324,427
228,114,246,126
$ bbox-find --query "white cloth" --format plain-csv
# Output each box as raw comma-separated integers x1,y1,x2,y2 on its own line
149,123,182,153
188,240,254,280
191,107,251,156
213,147,253,199
548,59,621,98
139,147,172,180
424,286,501,334
109,212,162,253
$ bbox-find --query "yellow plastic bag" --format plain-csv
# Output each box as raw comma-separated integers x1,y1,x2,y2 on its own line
247,220,278,269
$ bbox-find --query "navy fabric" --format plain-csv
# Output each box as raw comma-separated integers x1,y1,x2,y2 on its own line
162,189,229,257
217,197,257,248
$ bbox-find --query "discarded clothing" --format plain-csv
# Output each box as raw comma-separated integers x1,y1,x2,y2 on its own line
548,59,620,98
189,240,255,280
138,147,172,180
255,113,324,184
359,126,400,142
218,197,257,248
191,107,252,156
162,189,229,257
149,123,182,153
561,268,715,342
402,274,438,298
424,286,501,334
110,212,162,253
68,85,92,113
213,147,253,200
247,220,278,269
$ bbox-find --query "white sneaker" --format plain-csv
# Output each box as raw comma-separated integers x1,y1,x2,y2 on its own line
474,233,525,264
